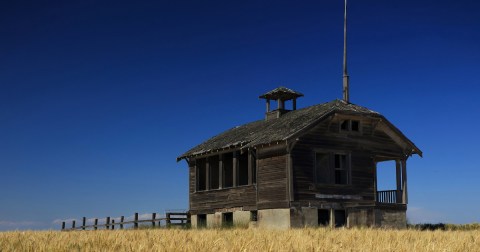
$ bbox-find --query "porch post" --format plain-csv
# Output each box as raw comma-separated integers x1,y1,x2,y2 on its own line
219,154,223,189
194,160,198,192
205,158,210,190
330,208,335,228
248,150,253,185
233,151,238,187
395,160,402,203
373,161,378,202
402,159,408,204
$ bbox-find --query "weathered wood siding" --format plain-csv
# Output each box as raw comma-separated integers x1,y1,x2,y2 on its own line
188,155,257,215
291,117,404,207
256,145,289,209
189,185,257,214
189,161,195,210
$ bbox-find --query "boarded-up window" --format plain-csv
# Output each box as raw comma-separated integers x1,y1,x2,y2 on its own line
315,153,330,184
223,153,233,188
209,156,220,189
238,152,249,186
196,158,207,191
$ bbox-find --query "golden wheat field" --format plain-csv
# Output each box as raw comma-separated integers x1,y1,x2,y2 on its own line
0,228,479,252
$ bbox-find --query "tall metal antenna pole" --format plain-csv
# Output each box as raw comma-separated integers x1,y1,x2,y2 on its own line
342,0,350,103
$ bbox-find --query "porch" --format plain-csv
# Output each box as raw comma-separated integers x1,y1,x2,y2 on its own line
375,159,408,204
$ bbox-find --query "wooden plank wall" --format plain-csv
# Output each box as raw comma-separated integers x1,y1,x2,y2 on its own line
189,185,256,214
256,145,289,209
291,117,404,207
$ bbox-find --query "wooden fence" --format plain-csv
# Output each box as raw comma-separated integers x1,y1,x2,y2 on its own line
61,212,190,231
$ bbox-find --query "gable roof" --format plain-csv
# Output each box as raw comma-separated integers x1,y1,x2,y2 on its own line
177,99,422,161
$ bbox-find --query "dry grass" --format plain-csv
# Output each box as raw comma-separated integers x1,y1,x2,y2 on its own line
1,228,479,252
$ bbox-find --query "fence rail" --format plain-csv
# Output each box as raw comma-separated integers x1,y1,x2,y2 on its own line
61,212,190,231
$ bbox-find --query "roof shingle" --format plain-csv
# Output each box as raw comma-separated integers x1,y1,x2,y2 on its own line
177,99,381,160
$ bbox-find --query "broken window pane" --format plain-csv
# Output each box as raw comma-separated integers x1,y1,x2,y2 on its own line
340,120,349,130
351,120,360,131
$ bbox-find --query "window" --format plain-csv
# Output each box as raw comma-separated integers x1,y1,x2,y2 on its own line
315,152,350,185
238,152,249,186
251,151,257,184
250,211,258,222
209,156,220,189
196,158,207,191
197,214,207,228
223,212,233,227
334,210,346,227
351,120,360,131
340,120,349,131
317,209,346,227
223,153,234,188
334,154,348,184
340,120,360,132
318,209,330,226
315,153,330,184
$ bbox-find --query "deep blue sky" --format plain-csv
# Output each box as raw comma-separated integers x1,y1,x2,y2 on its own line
1,0,479,230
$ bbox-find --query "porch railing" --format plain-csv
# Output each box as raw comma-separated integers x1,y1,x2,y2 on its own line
376,190,401,204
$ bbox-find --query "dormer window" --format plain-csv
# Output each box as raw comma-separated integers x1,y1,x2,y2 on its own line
340,120,360,132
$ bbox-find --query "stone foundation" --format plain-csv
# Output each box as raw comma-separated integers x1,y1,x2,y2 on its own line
258,209,290,229
191,206,406,229
233,211,251,227
374,208,406,229
190,215,198,228
206,212,222,228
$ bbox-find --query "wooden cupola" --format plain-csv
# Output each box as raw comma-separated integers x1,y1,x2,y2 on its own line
259,87,304,120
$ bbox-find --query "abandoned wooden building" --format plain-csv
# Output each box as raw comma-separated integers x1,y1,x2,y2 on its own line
177,87,422,229
177,1,421,229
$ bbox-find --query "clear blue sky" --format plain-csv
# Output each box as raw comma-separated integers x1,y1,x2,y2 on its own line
1,0,479,230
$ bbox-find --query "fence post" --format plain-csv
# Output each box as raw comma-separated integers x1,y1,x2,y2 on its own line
82,217,86,230
120,216,124,229
72,220,76,229
166,213,171,228
152,213,156,227
106,217,110,230
134,213,139,229
94,219,98,230
62,222,65,230
111,219,115,230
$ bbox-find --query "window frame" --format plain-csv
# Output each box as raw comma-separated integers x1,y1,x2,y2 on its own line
314,150,351,186
339,119,362,133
